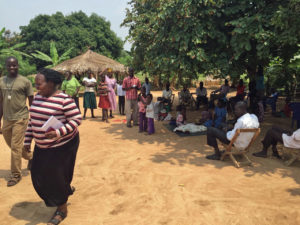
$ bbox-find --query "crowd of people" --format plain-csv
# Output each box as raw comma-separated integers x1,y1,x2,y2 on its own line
0,56,299,224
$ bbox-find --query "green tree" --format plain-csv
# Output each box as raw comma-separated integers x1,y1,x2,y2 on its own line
31,41,73,68
20,11,124,64
0,28,35,75
123,0,300,82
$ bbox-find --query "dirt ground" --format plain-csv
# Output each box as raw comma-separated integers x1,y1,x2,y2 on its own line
0,89,300,225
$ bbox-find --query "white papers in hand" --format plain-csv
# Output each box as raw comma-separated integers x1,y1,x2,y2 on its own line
41,115,64,132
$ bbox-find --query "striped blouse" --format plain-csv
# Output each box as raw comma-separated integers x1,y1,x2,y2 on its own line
24,92,82,148
98,82,108,96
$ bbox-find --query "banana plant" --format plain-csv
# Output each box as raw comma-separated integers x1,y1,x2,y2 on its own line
32,41,73,68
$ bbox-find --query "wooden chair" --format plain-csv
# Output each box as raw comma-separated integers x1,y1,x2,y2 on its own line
279,145,300,166
221,128,261,168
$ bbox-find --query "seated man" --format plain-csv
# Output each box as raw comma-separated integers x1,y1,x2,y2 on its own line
253,126,300,159
196,81,208,110
162,82,173,106
229,79,246,108
210,79,230,102
265,88,279,113
179,84,192,106
206,101,259,160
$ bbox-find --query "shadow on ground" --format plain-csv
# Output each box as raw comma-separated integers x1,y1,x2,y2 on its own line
9,201,55,225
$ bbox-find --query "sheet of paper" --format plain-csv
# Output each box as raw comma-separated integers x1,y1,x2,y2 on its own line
41,115,64,132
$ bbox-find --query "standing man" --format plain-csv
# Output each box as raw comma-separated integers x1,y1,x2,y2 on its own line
0,56,34,186
122,68,141,127
142,77,151,95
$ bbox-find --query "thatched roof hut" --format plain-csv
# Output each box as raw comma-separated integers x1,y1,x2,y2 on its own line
53,50,127,76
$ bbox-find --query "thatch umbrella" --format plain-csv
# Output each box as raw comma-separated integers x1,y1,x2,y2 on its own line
53,50,127,78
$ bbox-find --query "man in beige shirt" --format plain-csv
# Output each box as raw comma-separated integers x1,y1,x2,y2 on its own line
0,56,34,186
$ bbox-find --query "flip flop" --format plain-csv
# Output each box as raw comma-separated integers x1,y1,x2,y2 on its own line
48,210,67,225
7,176,22,187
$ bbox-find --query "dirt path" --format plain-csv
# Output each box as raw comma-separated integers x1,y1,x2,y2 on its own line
0,90,300,225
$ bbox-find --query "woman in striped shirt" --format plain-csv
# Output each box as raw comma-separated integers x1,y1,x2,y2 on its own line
23,68,82,225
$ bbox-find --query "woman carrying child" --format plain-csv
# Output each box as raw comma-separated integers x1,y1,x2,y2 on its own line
98,74,111,123
146,94,155,135
138,87,148,132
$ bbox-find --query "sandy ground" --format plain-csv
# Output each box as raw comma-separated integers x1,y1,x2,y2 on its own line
0,89,300,225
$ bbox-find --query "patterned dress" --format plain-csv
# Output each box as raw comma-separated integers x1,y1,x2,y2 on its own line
105,75,117,111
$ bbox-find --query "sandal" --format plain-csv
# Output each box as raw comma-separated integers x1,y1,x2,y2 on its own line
48,210,67,225
7,175,22,187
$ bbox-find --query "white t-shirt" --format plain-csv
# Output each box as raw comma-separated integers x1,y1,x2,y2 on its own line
146,102,155,118
83,77,97,92
226,113,259,150
117,84,126,96
162,89,172,99
282,129,300,149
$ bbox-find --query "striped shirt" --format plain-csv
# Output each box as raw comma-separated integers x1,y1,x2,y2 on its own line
98,82,108,96
24,92,82,148
122,76,141,100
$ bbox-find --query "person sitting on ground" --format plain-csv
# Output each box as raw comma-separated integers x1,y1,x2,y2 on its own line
210,79,230,102
265,88,279,114
206,101,259,160
196,81,208,110
176,105,186,127
196,109,213,127
213,99,227,129
179,84,192,106
253,126,300,159
162,82,173,108
229,79,246,108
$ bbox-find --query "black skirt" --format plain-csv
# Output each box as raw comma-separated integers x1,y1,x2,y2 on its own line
31,134,80,207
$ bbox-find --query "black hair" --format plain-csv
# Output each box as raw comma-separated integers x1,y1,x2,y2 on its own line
38,68,63,85
200,81,204,85
5,56,18,64
217,98,226,108
225,79,229,85
235,101,247,111
147,93,153,100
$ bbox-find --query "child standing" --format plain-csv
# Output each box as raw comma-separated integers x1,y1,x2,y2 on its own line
117,80,126,115
98,74,110,123
138,87,148,132
146,94,155,135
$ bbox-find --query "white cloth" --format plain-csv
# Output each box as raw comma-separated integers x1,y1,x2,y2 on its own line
282,129,300,149
146,102,155,118
83,77,97,92
196,87,207,96
117,84,126,96
162,89,172,99
174,123,207,133
143,83,151,95
226,113,259,150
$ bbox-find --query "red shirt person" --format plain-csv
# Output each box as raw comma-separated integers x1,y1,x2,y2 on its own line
122,68,141,127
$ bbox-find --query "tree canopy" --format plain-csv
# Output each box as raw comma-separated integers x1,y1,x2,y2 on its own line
20,11,124,64
123,0,300,81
